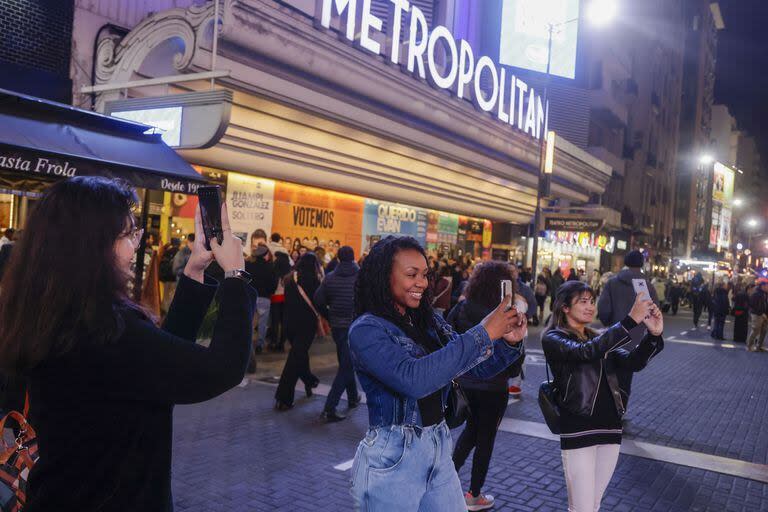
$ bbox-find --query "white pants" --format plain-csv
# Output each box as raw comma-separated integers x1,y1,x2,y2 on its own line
561,444,620,512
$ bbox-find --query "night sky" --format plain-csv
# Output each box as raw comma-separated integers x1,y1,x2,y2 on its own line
715,0,768,170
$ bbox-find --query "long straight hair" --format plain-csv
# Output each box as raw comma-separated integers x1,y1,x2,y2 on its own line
0,177,141,373
544,280,598,341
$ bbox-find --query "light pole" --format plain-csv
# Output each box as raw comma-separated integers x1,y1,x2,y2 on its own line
530,1,617,280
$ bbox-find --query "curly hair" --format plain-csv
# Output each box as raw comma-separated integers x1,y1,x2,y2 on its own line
464,261,515,310
354,236,435,332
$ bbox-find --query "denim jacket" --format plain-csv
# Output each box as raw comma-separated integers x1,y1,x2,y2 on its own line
348,312,522,428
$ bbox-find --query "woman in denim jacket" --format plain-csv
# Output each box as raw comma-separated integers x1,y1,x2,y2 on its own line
348,236,526,511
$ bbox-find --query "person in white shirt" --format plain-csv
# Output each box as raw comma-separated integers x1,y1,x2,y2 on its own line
0,228,14,248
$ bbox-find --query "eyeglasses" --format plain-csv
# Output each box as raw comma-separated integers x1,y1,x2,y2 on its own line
124,227,144,248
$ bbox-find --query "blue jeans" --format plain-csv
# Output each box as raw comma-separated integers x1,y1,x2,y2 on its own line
255,297,271,348
324,327,358,412
350,421,465,511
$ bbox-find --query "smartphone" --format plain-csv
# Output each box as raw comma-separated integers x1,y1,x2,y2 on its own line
632,278,649,299
197,186,224,251
501,280,514,309
513,295,529,315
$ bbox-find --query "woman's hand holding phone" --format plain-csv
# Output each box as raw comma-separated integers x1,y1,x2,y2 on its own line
184,204,215,283
208,202,244,273
643,302,664,336
482,295,526,340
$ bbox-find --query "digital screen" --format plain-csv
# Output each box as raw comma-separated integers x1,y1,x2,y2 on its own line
111,106,183,147
499,0,581,79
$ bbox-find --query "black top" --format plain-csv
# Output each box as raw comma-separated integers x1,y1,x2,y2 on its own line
313,261,359,329
25,274,256,511
245,257,278,298
400,319,445,427
283,274,320,340
559,367,622,450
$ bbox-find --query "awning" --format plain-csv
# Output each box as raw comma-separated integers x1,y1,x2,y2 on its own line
0,88,205,194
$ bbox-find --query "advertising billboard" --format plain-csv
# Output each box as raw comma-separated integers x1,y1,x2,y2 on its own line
499,0,581,79
711,162,735,249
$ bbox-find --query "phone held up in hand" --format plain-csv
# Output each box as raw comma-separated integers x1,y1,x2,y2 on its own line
500,280,529,315
197,186,224,251
632,278,650,299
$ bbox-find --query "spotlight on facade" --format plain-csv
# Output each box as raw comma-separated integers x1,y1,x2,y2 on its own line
733,198,743,207
748,218,759,228
699,154,714,165
585,0,617,26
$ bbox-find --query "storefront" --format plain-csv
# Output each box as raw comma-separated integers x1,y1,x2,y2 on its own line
74,0,612,264
529,230,616,276
0,88,205,301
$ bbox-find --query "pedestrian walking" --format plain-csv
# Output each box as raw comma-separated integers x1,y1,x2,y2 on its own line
590,269,601,295
732,285,750,343
447,261,526,511
689,272,705,327
314,246,361,422
246,244,278,354
274,252,324,409
746,278,768,352
0,228,14,249
431,265,453,318
348,236,524,511
566,268,580,281
542,281,663,512
0,177,256,511
669,281,683,315
268,251,292,352
535,274,550,321
597,251,659,342
550,268,565,310
710,284,729,340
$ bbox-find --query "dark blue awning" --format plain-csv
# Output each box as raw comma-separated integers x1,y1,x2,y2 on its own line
0,88,205,193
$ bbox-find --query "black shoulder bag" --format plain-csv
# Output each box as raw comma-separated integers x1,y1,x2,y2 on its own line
538,362,561,434
432,324,471,429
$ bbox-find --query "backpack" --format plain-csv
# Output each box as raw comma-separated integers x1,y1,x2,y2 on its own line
159,246,179,282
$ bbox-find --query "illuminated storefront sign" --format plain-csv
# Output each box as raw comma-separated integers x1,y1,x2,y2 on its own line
315,0,547,139
543,230,615,253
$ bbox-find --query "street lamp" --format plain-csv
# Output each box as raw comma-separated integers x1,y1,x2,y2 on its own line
530,0,617,278
699,154,714,166
733,198,744,207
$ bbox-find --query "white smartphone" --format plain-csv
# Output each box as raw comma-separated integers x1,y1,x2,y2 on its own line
501,280,514,309
632,278,649,299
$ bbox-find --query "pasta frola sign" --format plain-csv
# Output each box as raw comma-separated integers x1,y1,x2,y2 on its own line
315,0,548,139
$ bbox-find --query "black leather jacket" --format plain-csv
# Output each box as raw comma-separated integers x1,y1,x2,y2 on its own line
542,320,663,418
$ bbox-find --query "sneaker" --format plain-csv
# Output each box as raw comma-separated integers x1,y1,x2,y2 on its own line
759,347,767,352
348,394,363,409
237,377,249,388
508,385,522,398
465,491,495,511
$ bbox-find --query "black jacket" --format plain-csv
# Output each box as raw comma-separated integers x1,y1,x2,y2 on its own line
542,318,663,418
25,275,256,511
313,261,358,329
447,300,525,391
749,288,768,316
712,288,730,318
245,257,278,299
284,274,321,340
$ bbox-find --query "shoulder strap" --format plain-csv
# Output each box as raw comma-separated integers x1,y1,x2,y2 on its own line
23,390,29,418
294,273,321,319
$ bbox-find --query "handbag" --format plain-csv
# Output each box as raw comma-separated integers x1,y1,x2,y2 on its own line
294,274,331,337
538,362,561,434
0,392,38,511
444,380,471,429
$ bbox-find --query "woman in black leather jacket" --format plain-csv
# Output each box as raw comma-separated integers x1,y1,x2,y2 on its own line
542,280,663,512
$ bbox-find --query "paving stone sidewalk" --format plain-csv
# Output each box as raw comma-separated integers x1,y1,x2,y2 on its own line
171,380,768,511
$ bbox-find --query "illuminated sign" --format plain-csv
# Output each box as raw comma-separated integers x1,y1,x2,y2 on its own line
543,230,615,253
112,107,183,147
710,162,735,249
315,0,548,139
500,0,581,79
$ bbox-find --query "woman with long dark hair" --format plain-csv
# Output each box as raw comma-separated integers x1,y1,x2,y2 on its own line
274,251,324,409
542,281,663,512
0,177,256,511
348,236,525,511
447,261,526,511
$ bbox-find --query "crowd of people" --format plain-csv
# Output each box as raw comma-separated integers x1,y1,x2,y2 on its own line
7,177,768,511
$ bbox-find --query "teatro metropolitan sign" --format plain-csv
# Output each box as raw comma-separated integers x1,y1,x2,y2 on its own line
314,0,548,140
